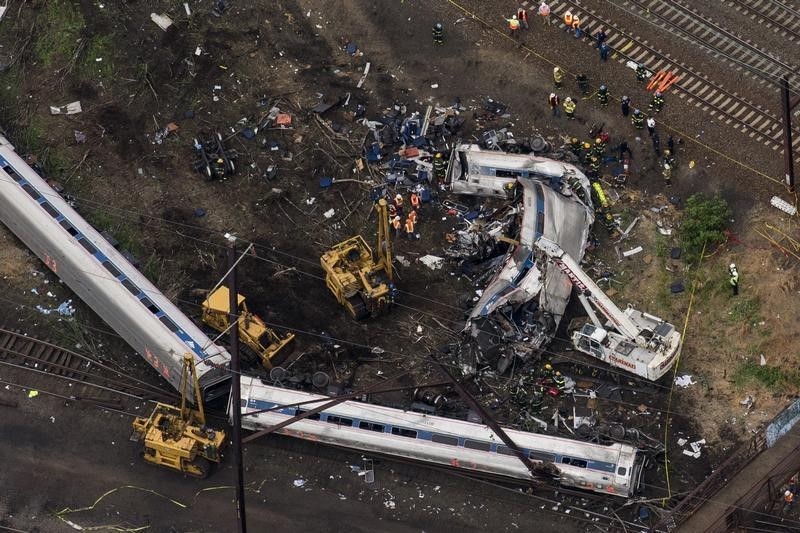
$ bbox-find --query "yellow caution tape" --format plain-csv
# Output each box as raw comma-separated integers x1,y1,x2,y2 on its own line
662,241,707,503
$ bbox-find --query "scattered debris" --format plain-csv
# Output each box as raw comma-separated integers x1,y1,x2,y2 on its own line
292,478,307,488
150,13,173,31
74,131,87,144
357,62,371,89
419,255,445,270
771,196,797,216
674,375,695,388
49,101,82,115
740,395,755,412
622,246,643,257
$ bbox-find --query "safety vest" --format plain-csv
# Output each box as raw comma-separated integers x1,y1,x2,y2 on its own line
392,217,402,230
572,16,580,29
405,218,415,234
564,11,573,26
408,210,418,224
563,99,576,113
553,69,564,82
410,193,420,208
509,18,520,30
633,114,644,127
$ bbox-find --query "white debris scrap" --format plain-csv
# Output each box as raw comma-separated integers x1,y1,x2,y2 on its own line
674,375,696,388
770,196,797,216
293,479,307,488
36,300,75,317
50,101,82,115
150,13,173,31
419,255,445,270
323,208,335,219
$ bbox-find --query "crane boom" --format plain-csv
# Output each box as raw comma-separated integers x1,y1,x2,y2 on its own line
534,237,641,339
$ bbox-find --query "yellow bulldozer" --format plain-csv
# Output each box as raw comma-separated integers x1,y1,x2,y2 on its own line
320,198,394,320
201,286,295,370
130,353,226,478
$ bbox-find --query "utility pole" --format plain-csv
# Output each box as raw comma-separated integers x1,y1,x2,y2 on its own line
780,75,798,192
226,233,247,533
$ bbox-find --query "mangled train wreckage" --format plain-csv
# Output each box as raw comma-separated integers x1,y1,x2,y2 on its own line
446,144,595,372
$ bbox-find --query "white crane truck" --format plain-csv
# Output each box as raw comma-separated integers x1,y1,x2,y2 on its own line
534,237,681,381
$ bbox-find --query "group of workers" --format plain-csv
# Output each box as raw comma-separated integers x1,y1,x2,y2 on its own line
389,190,422,240
511,362,568,412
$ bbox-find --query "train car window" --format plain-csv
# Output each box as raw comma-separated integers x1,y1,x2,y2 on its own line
139,297,160,314
121,278,140,295
4,166,23,182
21,183,40,199
530,451,556,463
299,411,321,421
431,434,459,446
101,260,122,279
358,421,385,432
391,427,418,438
326,415,353,426
496,445,518,456
464,440,491,451
59,219,80,237
617,467,627,476
159,316,180,333
561,457,588,468
78,238,98,255
40,202,59,218
495,169,523,179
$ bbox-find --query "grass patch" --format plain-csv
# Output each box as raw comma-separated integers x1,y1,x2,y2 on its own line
79,35,116,80
34,1,84,67
679,194,731,265
732,361,796,392
728,296,760,324
84,208,141,255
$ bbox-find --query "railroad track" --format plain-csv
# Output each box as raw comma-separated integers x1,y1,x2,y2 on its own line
619,0,797,84
524,0,800,162
727,0,800,44
0,327,177,409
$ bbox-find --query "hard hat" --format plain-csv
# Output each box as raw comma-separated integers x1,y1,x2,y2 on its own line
216,158,224,163
435,152,442,159
393,215,401,221
787,490,792,497
634,108,641,114
434,22,443,30
583,142,591,149
595,138,602,144
395,194,402,200
564,96,572,103
730,263,736,270
512,14,517,19
663,164,670,170
599,84,607,91
622,95,629,101
545,363,552,370
571,137,578,143
655,91,662,97
664,149,671,156
555,371,562,376
550,92,556,98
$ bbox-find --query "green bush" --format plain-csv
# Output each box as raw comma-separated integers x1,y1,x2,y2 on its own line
732,361,787,391
679,194,731,264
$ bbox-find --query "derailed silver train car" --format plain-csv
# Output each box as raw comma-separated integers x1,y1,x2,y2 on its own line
237,376,645,498
0,134,230,400
447,144,595,370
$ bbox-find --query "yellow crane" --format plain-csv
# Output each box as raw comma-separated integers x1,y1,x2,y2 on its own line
320,198,394,319
201,287,295,370
130,353,226,478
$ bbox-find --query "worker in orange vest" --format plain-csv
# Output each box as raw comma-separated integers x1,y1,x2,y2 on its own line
563,10,573,31
516,8,529,30
392,215,402,237
410,192,420,212
404,217,415,240
504,14,521,40
784,490,795,513
408,209,418,225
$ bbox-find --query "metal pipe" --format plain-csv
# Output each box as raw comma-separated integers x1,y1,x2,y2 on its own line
780,75,796,192
227,235,247,533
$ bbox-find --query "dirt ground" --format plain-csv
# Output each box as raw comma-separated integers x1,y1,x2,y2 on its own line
1,0,800,530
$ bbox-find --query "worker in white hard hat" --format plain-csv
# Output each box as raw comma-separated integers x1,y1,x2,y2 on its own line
728,263,739,296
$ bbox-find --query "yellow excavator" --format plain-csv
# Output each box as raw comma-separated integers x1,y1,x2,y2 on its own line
130,353,226,478
201,286,295,370
321,198,394,320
